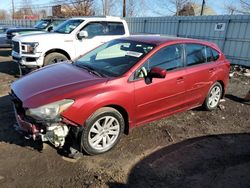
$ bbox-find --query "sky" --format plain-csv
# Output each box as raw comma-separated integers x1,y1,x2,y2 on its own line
0,0,244,16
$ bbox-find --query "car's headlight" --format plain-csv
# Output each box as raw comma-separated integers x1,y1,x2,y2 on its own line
12,32,19,37
26,99,74,121
21,42,39,54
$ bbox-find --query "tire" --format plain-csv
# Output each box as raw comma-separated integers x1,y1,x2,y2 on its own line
203,82,222,111
81,107,125,155
44,52,68,66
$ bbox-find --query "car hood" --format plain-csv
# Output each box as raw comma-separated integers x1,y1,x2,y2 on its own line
14,32,69,43
11,63,108,108
7,28,41,34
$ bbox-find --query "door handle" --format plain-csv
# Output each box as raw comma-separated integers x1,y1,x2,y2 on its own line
209,68,215,73
177,77,184,83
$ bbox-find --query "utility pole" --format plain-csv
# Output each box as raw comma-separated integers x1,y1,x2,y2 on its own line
11,0,15,19
123,0,126,17
104,0,108,15
200,0,205,16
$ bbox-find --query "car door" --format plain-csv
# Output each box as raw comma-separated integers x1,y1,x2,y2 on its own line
184,43,218,106
133,44,187,124
75,22,106,57
75,22,126,58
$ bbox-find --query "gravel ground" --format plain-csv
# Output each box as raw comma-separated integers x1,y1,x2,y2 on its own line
0,48,250,188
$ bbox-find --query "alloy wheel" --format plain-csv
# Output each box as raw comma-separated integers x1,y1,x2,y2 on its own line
208,85,221,108
88,116,120,151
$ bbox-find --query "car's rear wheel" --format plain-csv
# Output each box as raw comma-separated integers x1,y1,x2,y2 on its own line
44,52,68,66
204,82,222,111
81,107,124,155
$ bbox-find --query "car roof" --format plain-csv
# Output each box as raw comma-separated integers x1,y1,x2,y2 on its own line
120,35,214,47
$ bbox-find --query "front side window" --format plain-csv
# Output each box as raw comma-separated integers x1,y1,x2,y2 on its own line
134,44,183,79
81,22,106,38
74,39,155,77
53,19,84,34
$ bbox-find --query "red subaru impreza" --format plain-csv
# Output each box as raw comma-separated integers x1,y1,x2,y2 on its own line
11,36,230,155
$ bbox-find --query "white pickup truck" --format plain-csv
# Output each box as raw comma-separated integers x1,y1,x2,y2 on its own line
12,16,129,69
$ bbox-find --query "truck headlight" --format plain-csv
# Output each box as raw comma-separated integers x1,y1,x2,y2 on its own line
12,32,19,37
26,99,74,121
21,42,39,54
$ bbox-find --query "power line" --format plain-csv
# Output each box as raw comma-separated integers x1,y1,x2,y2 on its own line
15,0,92,9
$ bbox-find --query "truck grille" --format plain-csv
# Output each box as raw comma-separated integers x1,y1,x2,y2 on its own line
7,33,12,40
12,41,20,53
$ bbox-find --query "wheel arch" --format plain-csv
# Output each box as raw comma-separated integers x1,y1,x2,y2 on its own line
44,48,71,60
105,104,130,135
217,80,225,97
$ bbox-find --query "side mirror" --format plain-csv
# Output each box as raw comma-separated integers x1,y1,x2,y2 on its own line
145,67,166,84
47,26,53,32
78,30,88,39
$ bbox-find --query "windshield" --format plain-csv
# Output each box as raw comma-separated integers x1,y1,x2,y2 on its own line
53,19,84,34
34,20,50,29
74,39,155,77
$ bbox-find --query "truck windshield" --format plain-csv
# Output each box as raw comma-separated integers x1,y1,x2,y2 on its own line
53,19,84,34
34,20,50,29
74,39,155,77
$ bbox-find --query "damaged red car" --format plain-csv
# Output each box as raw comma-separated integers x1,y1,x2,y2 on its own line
10,36,230,155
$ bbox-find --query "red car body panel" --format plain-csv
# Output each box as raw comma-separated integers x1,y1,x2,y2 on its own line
11,36,230,131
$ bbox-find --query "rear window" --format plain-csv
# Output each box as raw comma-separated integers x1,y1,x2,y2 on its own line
106,22,125,35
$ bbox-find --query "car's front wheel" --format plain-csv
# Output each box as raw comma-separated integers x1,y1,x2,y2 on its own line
204,82,222,110
81,107,125,155
44,52,68,66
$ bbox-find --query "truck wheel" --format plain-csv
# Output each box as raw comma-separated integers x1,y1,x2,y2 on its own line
81,107,125,155
44,52,68,66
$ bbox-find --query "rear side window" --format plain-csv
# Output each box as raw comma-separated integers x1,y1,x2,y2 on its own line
211,48,220,61
186,44,206,66
106,22,125,35
204,46,220,62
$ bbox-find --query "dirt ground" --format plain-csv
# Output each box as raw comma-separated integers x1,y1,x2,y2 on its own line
0,48,250,188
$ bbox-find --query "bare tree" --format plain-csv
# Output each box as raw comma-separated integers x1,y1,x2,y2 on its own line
225,3,237,15
13,0,34,19
53,0,95,16
240,0,250,13
0,9,8,20
225,0,250,14
142,0,192,16
178,2,195,16
38,10,47,18
126,0,146,17
173,0,190,15
101,0,116,15
21,0,34,15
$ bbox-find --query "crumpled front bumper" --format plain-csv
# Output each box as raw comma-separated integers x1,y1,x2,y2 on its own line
13,104,41,140
10,91,78,149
